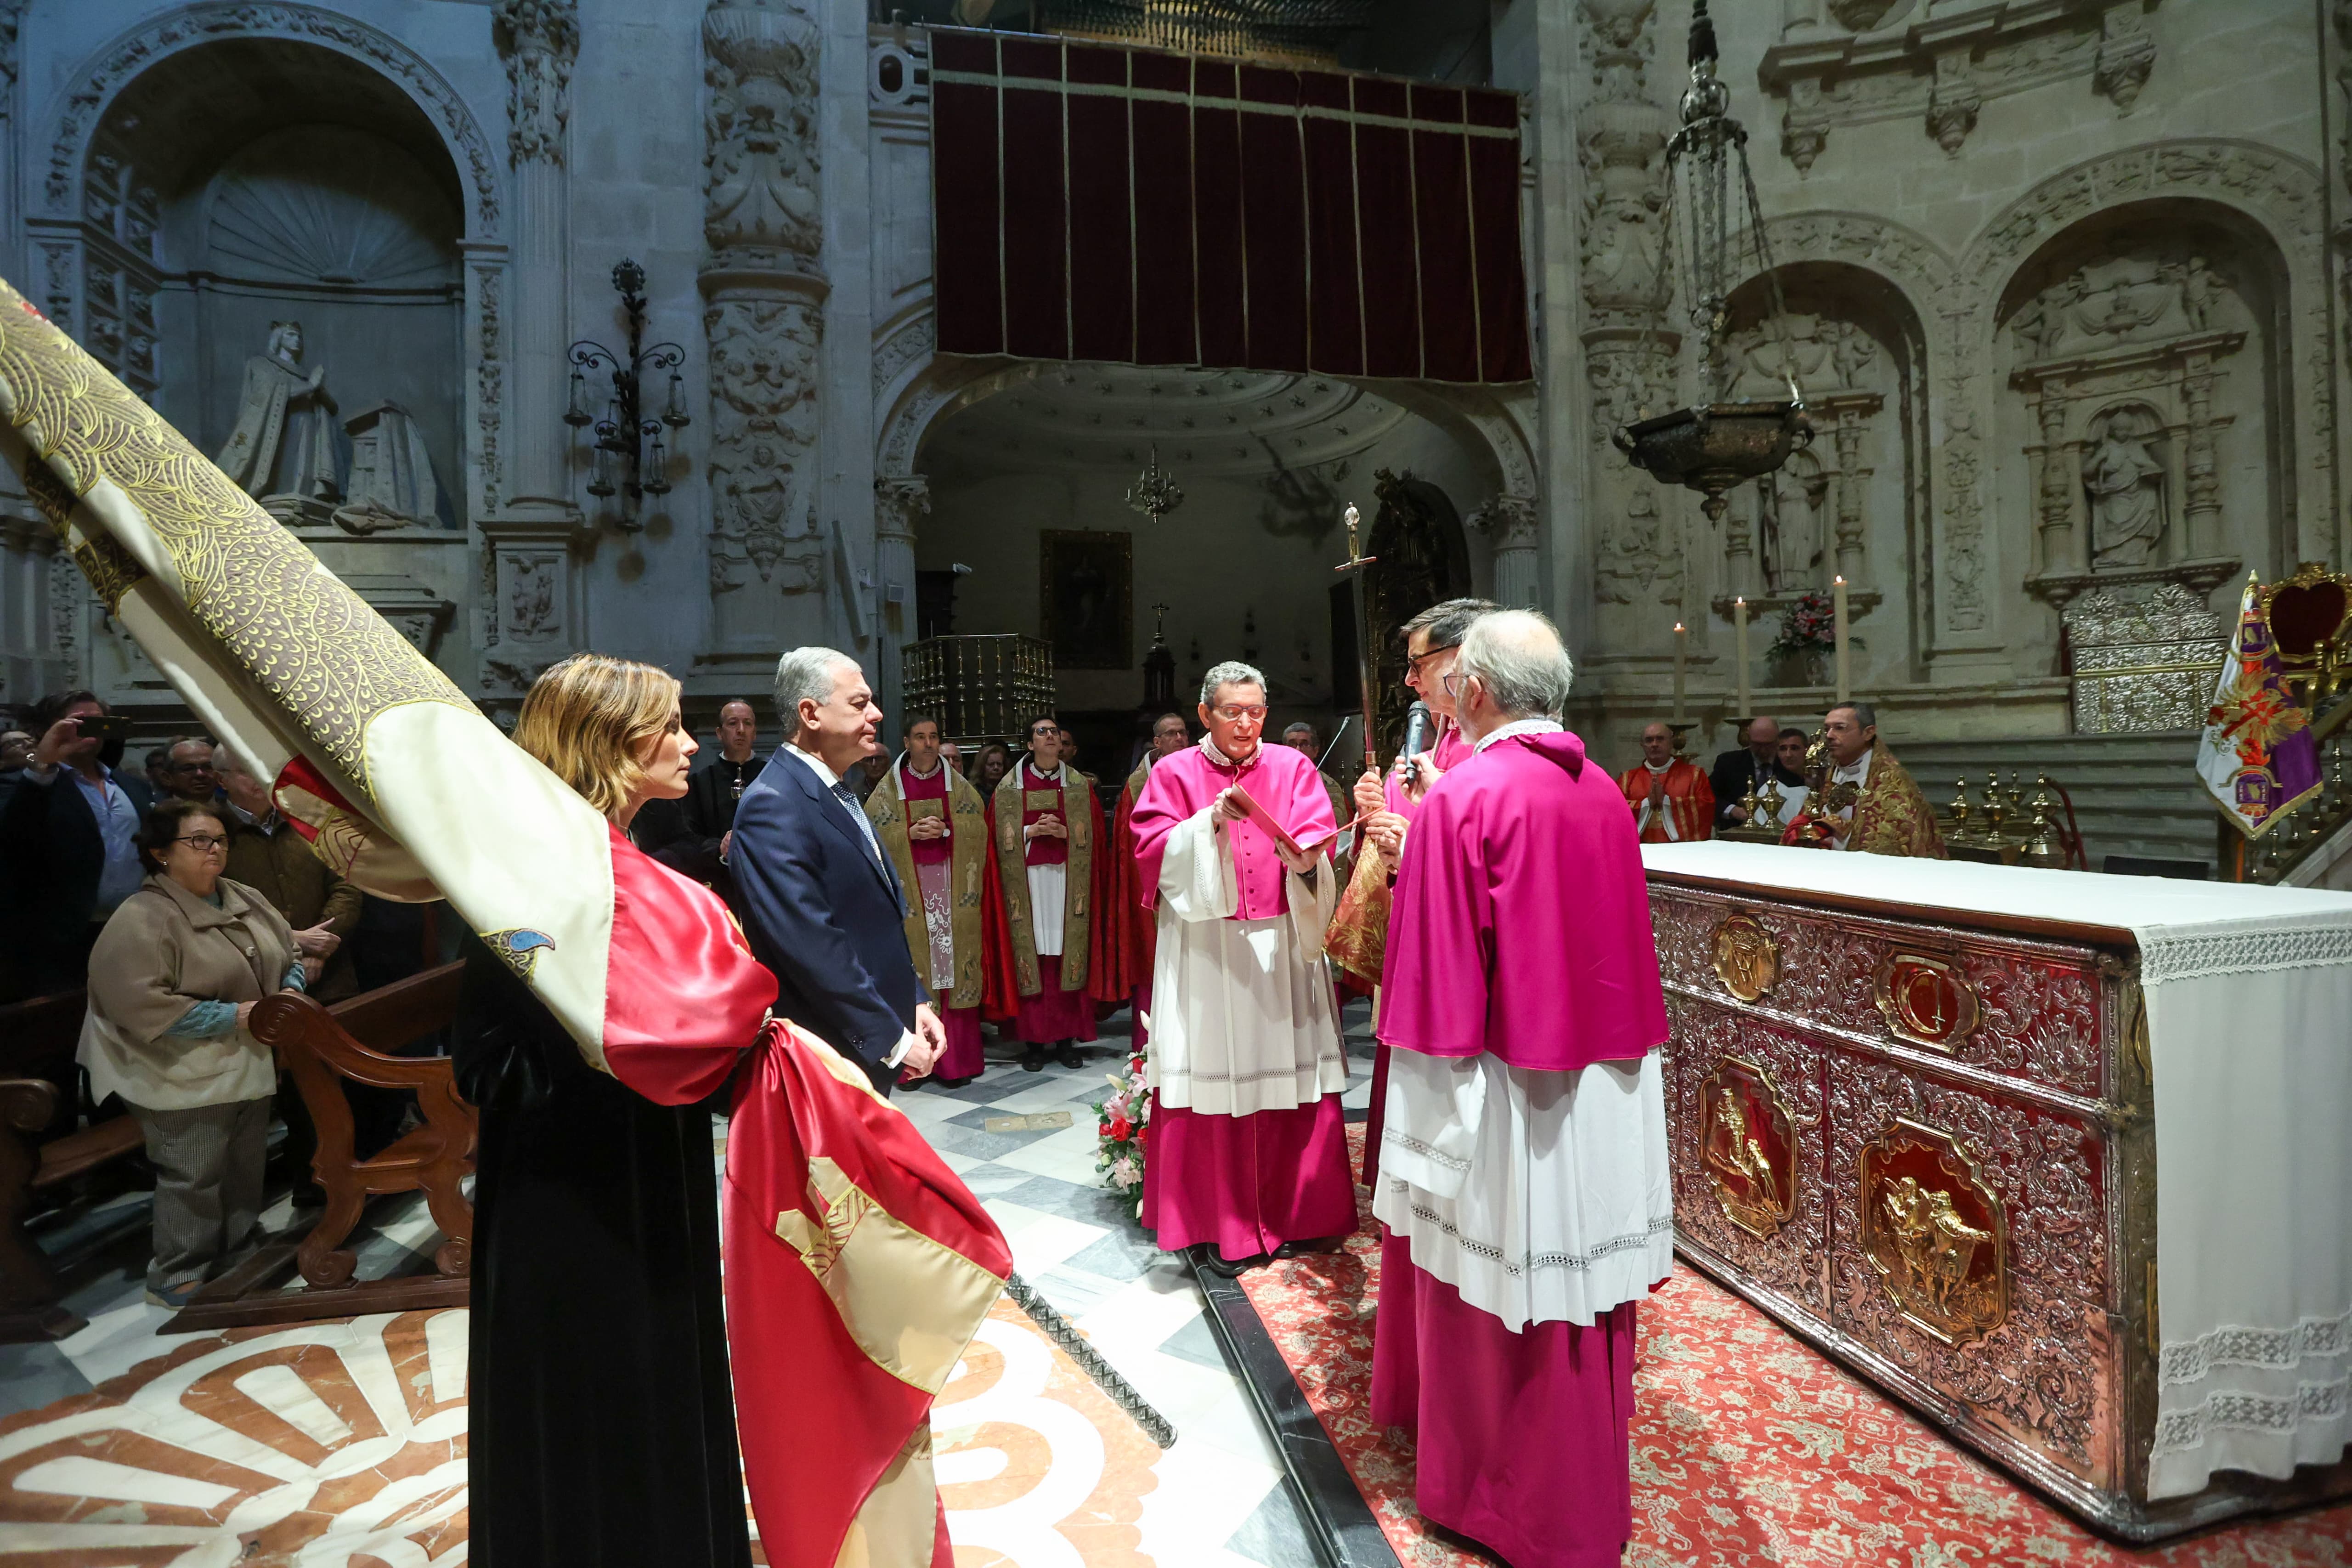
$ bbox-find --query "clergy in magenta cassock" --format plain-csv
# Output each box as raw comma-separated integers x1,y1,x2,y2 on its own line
1372,610,1674,1568
1131,662,1356,1269
1335,596,1490,1189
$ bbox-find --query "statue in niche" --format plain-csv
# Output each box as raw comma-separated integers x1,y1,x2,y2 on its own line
334,401,449,533
216,320,344,525
1756,449,1830,594
2082,409,2169,568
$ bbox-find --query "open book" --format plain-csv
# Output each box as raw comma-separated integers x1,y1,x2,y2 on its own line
1226,781,1344,860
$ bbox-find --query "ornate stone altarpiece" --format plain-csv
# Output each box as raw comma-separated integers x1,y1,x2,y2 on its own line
1649,864,2350,1541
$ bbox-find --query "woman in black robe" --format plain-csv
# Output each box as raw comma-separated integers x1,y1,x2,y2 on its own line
454,654,757,1568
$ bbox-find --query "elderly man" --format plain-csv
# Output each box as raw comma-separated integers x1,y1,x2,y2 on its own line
990,714,1106,1071
1132,662,1353,1274
1280,719,1352,858
940,738,964,776
1788,701,1947,857
1710,714,1802,828
866,714,994,1086
1372,609,1672,1568
730,646,946,1095
1099,711,1191,1039
158,736,220,804
1617,721,1713,843
216,747,358,996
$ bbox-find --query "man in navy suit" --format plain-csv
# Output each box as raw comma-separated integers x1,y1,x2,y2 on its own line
1,690,155,1002
728,647,945,1095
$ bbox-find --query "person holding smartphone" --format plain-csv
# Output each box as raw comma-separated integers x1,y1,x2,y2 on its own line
1,689,155,1000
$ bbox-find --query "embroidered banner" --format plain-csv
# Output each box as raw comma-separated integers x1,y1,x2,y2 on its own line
930,28,1532,385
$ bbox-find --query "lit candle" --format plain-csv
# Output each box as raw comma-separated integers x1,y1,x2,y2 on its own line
1734,598,1751,723
1673,622,1687,722
1832,576,1851,702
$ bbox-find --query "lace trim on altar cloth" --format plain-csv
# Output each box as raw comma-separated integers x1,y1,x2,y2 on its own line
1398,1202,1673,1277
2150,1307,2352,1460
2140,923,2352,985
2159,1307,2352,1386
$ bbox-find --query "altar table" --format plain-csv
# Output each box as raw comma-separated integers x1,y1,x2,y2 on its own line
1642,841,2352,1540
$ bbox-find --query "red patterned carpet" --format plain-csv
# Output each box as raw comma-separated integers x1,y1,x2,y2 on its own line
1236,1131,2352,1568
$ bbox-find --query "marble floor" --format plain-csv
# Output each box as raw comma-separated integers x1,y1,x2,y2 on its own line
0,1005,1380,1567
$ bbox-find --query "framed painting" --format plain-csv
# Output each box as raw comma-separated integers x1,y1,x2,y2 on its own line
1040,530,1133,670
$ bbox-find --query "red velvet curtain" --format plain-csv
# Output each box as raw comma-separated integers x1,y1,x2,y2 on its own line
931,29,1532,385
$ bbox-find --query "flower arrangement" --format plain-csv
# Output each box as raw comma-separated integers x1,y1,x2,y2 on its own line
1094,1047,1152,1222
1768,590,1838,660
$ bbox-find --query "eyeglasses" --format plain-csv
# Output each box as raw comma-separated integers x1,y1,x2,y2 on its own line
1030,726,1060,738
1209,705,1269,723
174,834,228,852
1441,672,1472,697
1406,644,1459,676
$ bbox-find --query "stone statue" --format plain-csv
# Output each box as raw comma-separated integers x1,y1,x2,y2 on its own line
2082,412,2168,567
215,320,344,525
335,401,450,532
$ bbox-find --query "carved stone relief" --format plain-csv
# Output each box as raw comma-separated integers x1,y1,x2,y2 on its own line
705,5,823,265
492,0,579,168
706,296,825,599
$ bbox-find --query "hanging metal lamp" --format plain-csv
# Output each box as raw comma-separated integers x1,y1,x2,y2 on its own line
1612,0,1810,523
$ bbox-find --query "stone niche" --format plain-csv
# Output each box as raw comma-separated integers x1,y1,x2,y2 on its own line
1714,262,1928,690
1994,203,2284,614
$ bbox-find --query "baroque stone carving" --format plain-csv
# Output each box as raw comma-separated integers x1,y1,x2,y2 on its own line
1467,493,1538,551
704,4,823,265
2062,584,2228,734
873,473,930,544
44,4,500,236
217,321,343,524
706,297,825,593
492,0,580,167
1759,2,2160,172
474,265,505,518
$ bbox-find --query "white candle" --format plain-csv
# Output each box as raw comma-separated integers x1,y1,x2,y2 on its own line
1832,576,1850,702
1734,598,1751,723
1673,622,1687,722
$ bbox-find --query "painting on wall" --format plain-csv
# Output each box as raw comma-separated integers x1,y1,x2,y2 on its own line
1040,530,1133,670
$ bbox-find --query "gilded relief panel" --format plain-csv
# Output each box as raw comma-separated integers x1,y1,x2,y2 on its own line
1825,1057,2114,1489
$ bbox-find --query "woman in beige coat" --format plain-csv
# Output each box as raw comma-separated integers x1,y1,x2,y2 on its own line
82,796,305,1307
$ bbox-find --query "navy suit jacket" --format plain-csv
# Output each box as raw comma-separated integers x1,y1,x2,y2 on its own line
728,748,926,1094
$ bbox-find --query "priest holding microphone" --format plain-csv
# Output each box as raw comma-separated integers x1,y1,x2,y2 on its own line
1132,661,1355,1274
1371,608,1673,1568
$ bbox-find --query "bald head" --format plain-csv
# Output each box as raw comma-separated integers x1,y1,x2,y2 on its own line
1745,715,1778,754
1640,722,1674,767
1453,609,1575,739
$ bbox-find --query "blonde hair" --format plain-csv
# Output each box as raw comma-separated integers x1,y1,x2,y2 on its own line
514,653,682,820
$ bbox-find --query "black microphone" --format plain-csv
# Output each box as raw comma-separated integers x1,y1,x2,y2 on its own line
1399,701,1431,787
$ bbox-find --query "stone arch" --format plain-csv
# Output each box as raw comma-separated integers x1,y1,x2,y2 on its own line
1957,140,2331,574
40,4,501,239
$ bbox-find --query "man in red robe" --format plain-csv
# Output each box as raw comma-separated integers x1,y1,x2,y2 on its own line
1096,711,1189,1044
988,715,1104,1071
1617,720,1714,843
1131,662,1354,1274
866,715,995,1086
1374,609,1672,1568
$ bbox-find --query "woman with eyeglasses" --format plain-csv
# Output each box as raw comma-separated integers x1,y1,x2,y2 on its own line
80,796,306,1307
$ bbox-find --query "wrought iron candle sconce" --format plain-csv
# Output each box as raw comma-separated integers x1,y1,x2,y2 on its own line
565,258,690,527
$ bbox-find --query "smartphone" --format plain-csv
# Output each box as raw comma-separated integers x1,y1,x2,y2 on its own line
74,713,132,742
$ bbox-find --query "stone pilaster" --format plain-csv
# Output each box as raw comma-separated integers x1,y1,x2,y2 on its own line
1472,495,1542,610
872,474,928,719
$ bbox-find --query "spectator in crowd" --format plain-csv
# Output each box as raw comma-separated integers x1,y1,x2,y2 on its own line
215,747,358,998
157,737,220,804
1,690,155,1000
81,797,305,1307
0,727,32,804
972,742,1012,795
940,738,964,775
1058,727,1098,785
851,750,890,802
143,745,176,801
1778,726,1810,776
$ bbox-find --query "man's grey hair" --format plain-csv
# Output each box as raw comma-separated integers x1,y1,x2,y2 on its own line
213,743,255,779
1453,609,1575,719
774,646,859,728
1829,701,1878,729
1200,660,1266,707
1402,597,1498,650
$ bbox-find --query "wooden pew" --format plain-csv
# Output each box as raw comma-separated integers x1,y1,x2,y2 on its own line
169,961,475,1334
0,990,147,1343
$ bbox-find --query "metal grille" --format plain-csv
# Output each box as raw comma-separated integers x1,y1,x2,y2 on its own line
1041,0,1375,59
900,634,1057,746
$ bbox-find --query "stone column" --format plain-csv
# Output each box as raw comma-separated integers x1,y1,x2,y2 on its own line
1473,495,1542,609
481,0,588,698
700,0,832,671
1831,409,1869,584
2181,354,2221,560
872,475,928,714
2033,391,2081,577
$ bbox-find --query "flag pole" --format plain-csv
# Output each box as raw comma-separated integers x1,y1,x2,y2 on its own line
1333,503,1380,776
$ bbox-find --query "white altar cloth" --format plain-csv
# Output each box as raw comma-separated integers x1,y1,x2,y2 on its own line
1643,841,2352,1500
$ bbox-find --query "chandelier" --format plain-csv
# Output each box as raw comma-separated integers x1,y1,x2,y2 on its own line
1612,0,1810,524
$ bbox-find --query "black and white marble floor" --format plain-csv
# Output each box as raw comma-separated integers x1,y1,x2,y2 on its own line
0,1002,1380,1568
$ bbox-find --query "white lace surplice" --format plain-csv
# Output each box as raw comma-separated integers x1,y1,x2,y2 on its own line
1374,1047,1674,1332
1642,840,2352,1500
1147,809,1348,1117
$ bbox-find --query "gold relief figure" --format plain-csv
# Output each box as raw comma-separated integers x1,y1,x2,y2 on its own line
1709,913,1779,1002
1860,1123,2008,1346
1705,1086,1781,1214
1698,1059,1797,1240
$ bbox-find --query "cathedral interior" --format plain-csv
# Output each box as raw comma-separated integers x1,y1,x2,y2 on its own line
6,1,2352,1564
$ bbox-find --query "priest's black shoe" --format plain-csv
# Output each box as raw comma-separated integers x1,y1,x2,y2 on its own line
934,1073,978,1089
1056,1041,1085,1069
1021,1044,1047,1072
1199,1250,1270,1278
